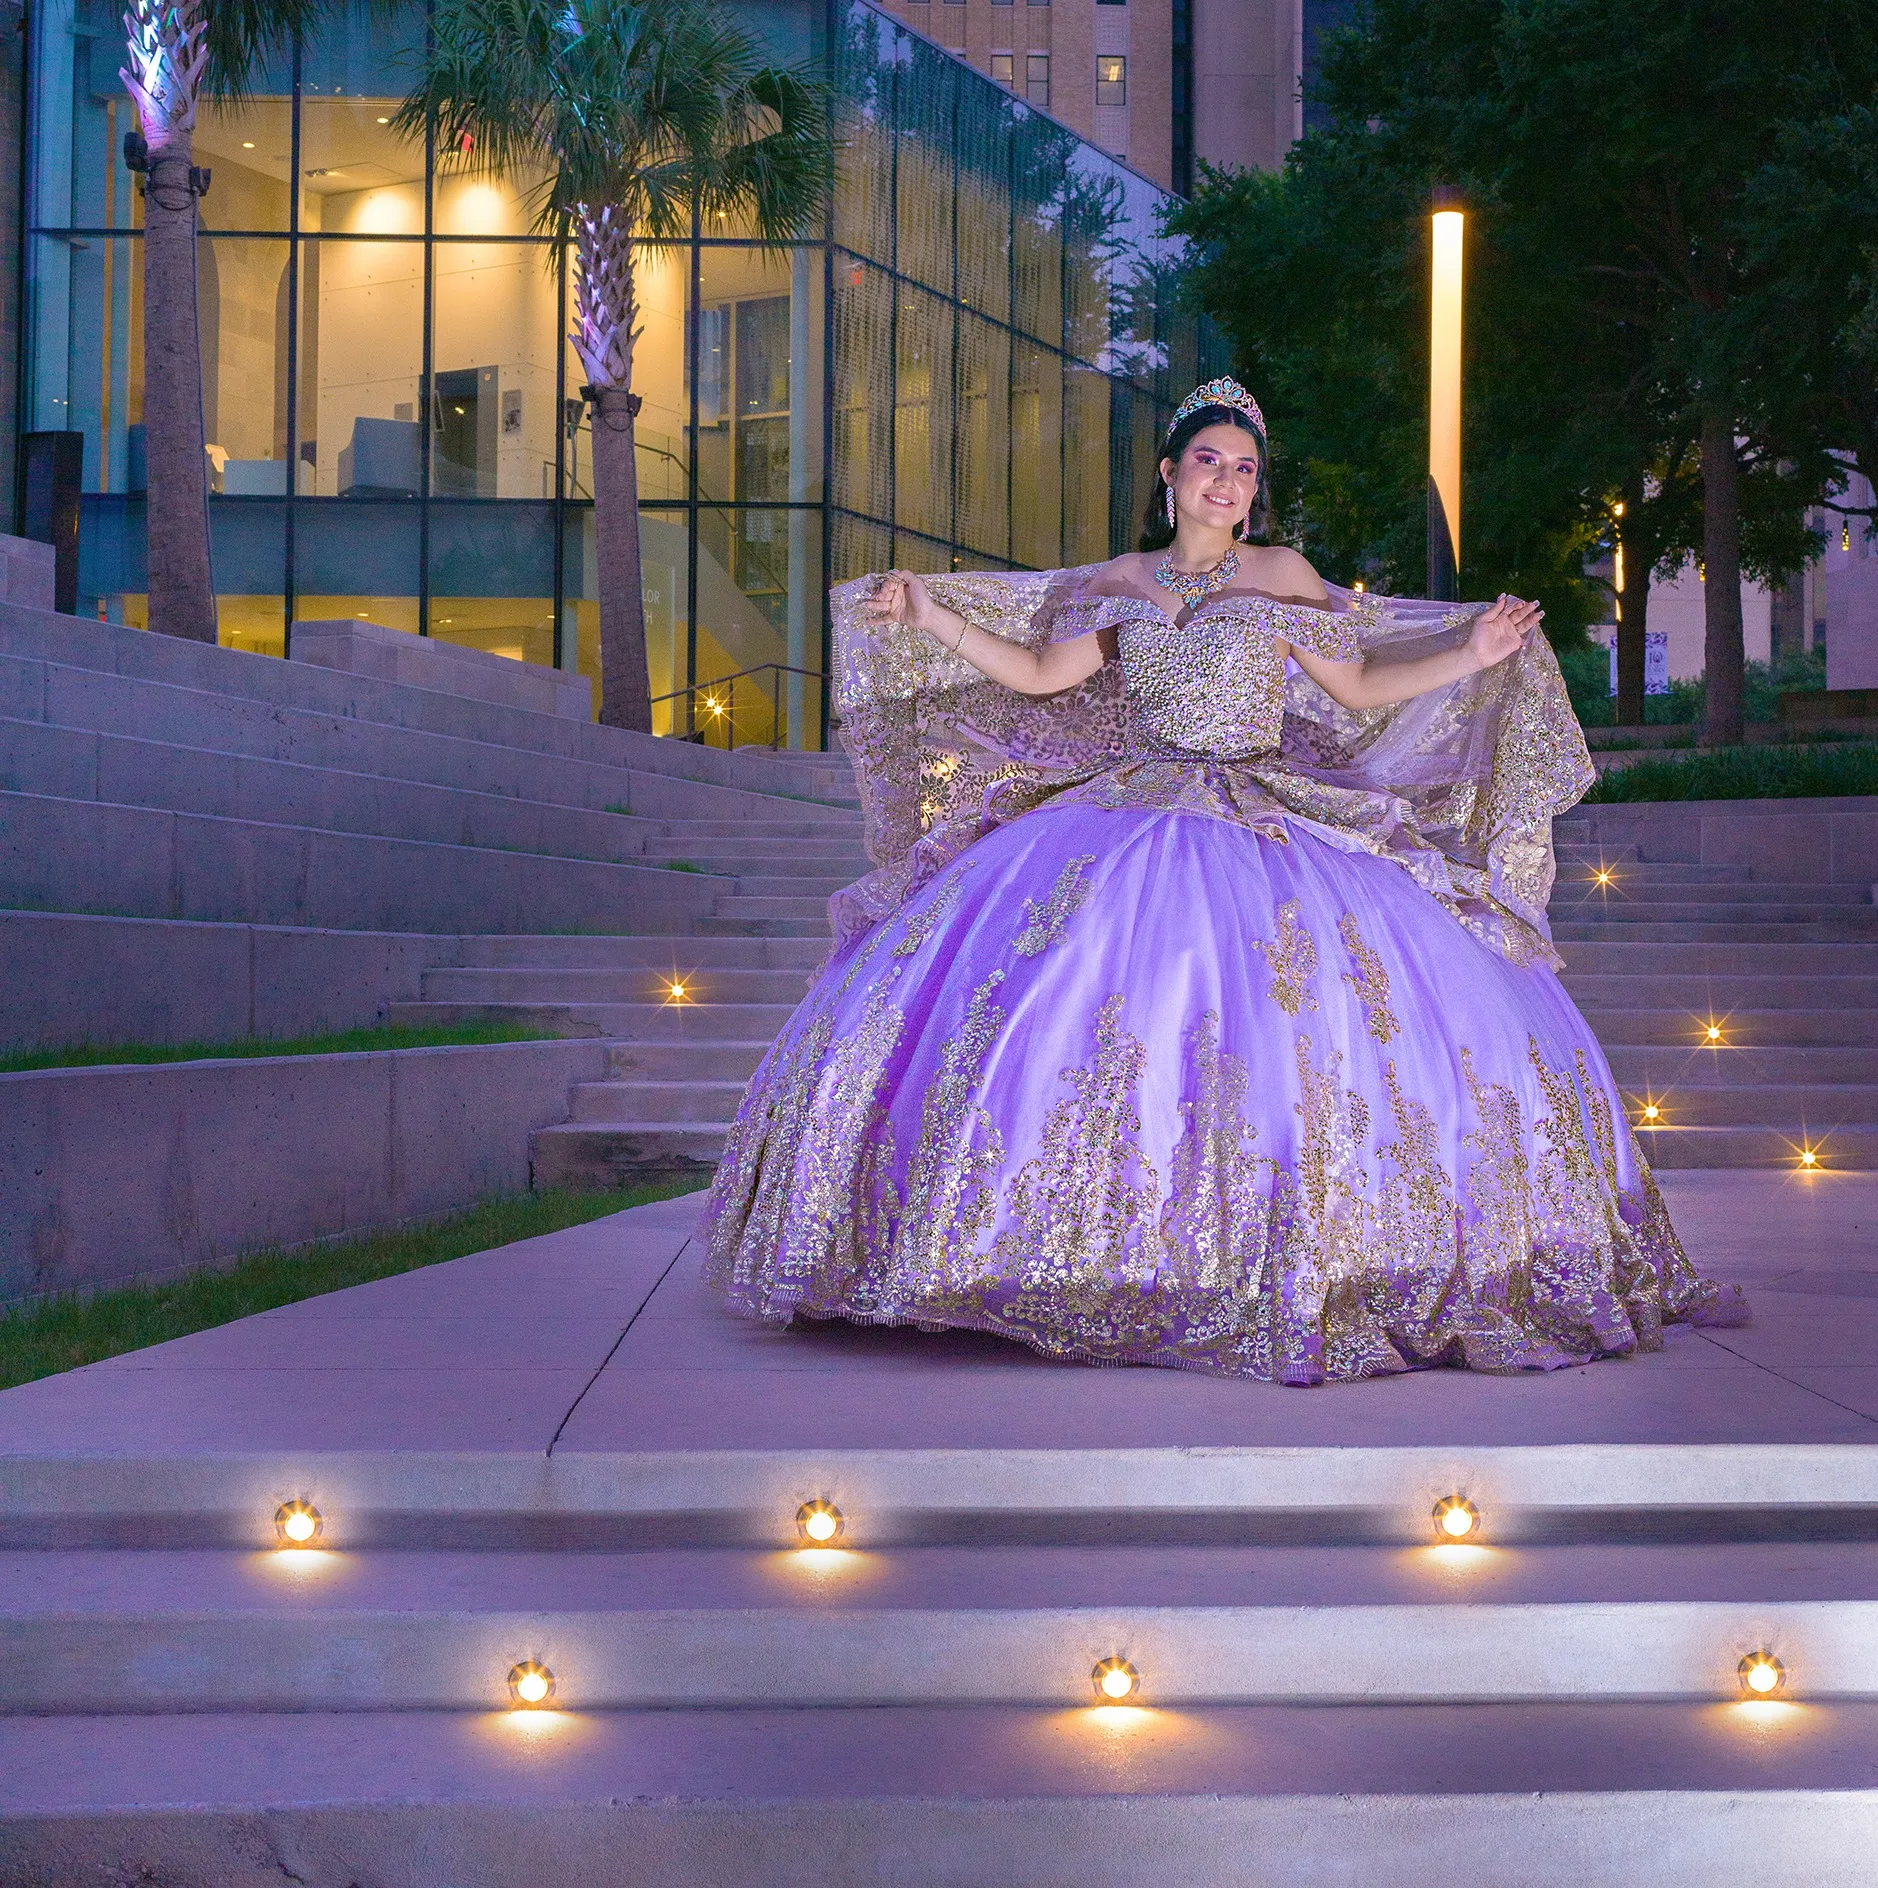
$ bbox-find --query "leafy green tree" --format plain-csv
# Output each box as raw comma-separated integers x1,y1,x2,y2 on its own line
403,0,833,730
121,1,322,643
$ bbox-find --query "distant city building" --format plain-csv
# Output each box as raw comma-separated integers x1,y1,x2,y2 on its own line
874,0,1320,191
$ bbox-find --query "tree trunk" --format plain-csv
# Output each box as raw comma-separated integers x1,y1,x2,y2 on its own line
139,141,217,643
1699,411,1745,747
588,384,651,732
1614,489,1649,727
569,207,650,733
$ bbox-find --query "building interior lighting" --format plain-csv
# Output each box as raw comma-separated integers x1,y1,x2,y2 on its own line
274,1499,323,1546
1092,1656,1139,1701
1738,1651,1785,1697
796,1499,844,1545
1433,1495,1479,1539
507,1660,556,1706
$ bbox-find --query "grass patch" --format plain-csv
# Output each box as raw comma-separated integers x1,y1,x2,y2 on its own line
0,1020,553,1076
660,859,706,874
1585,743,1878,803
0,1181,704,1391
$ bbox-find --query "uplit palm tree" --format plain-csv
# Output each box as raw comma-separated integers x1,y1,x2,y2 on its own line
403,0,833,732
121,1,318,643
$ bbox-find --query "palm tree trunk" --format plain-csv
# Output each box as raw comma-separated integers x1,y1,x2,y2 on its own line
570,207,650,733
588,385,651,731
1699,411,1745,747
140,143,217,644
122,0,216,644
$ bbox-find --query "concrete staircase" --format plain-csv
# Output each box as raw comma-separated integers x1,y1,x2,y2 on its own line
1551,818,1878,1169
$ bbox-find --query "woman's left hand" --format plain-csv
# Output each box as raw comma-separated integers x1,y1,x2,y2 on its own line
1469,593,1542,670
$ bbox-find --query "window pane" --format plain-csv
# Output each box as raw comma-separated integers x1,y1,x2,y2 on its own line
956,80,1013,326
27,233,137,492
1026,55,1051,107
833,6,896,264
1096,56,1127,104
31,0,145,233
831,513,892,586
1013,113,1064,347
894,283,953,543
293,498,421,634
832,256,893,524
298,238,423,498
196,97,295,233
561,506,691,735
1011,341,1061,569
563,243,688,502
427,498,555,669
211,500,288,656
432,240,557,499
693,507,825,749
956,313,1010,563
203,238,291,494
1063,363,1111,564
695,247,824,508
299,1,425,230
895,41,956,294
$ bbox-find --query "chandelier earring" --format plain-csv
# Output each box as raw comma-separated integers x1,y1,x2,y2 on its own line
1164,485,1177,528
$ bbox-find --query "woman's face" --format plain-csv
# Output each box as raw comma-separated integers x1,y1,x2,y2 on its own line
1161,422,1261,535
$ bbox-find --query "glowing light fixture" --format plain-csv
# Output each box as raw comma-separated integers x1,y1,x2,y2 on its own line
1799,1147,1819,1169
1738,1651,1785,1697
241,140,255,149
376,115,391,125
796,1499,844,1545
1642,1103,1661,1123
507,1660,556,1707
1427,189,1465,599
1704,1024,1724,1044
1092,1656,1139,1701
274,1499,323,1547
667,980,688,1001
1594,869,1613,887
1433,1495,1479,1540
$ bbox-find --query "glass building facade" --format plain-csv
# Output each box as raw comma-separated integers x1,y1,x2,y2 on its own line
24,0,1220,746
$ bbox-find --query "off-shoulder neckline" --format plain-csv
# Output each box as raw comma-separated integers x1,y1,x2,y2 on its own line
1064,585,1346,628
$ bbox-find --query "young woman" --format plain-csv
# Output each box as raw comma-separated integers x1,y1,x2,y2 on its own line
702,378,1744,1385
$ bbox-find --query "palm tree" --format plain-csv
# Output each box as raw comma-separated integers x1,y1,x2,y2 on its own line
121,2,318,643
402,0,832,732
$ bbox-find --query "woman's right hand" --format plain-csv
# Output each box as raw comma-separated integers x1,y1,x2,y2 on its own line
865,570,947,638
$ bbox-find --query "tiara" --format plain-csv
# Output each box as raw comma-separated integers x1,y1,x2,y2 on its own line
1170,376,1265,437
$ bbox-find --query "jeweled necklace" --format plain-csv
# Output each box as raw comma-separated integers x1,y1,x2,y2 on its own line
1154,544,1239,608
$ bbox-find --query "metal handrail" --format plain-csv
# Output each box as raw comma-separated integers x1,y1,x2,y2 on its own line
650,662,827,749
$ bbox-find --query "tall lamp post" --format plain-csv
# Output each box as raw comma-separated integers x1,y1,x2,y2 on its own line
1427,187,1465,601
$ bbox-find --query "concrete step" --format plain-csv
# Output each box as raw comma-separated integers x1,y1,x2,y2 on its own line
6,1702,1875,1887
1613,1083,1878,1128
1605,1043,1878,1085
530,1119,728,1183
1554,920,1878,944
450,934,827,970
1580,1009,1878,1047
1556,939,1878,974
0,788,725,936
0,606,856,811
422,966,814,1005
604,1039,772,1082
711,895,836,921
3,1540,1875,1712
569,1079,749,1123
392,1000,797,1040
653,816,866,841
731,874,856,898
695,914,831,938
0,710,669,867
1636,1124,1878,1168
1551,888,1875,914
1561,972,1878,1011
639,842,871,872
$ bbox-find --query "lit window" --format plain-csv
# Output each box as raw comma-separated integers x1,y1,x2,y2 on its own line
991,51,1015,85
1027,52,1050,105
1097,55,1127,104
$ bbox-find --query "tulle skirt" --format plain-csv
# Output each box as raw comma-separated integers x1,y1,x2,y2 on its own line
701,798,1745,1384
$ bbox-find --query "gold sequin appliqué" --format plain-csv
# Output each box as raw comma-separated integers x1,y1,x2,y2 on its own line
1014,854,1097,957
1338,913,1401,1044
1254,898,1319,1017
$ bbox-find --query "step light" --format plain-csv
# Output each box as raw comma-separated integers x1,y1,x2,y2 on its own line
1738,1651,1785,1697
507,1660,556,1707
796,1499,844,1545
1592,868,1613,887
274,1499,323,1547
667,980,689,1001
1799,1147,1819,1169
1092,1657,1139,1701
1703,1023,1724,1043
1640,1101,1662,1124
1433,1495,1479,1540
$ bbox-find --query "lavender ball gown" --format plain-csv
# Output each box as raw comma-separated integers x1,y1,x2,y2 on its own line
702,573,1746,1384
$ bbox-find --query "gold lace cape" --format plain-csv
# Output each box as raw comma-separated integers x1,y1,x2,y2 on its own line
830,568,1594,969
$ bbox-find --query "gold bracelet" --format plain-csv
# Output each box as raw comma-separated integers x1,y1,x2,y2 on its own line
948,617,969,653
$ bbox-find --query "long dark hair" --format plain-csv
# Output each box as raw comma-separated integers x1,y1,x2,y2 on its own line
1139,404,1270,552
